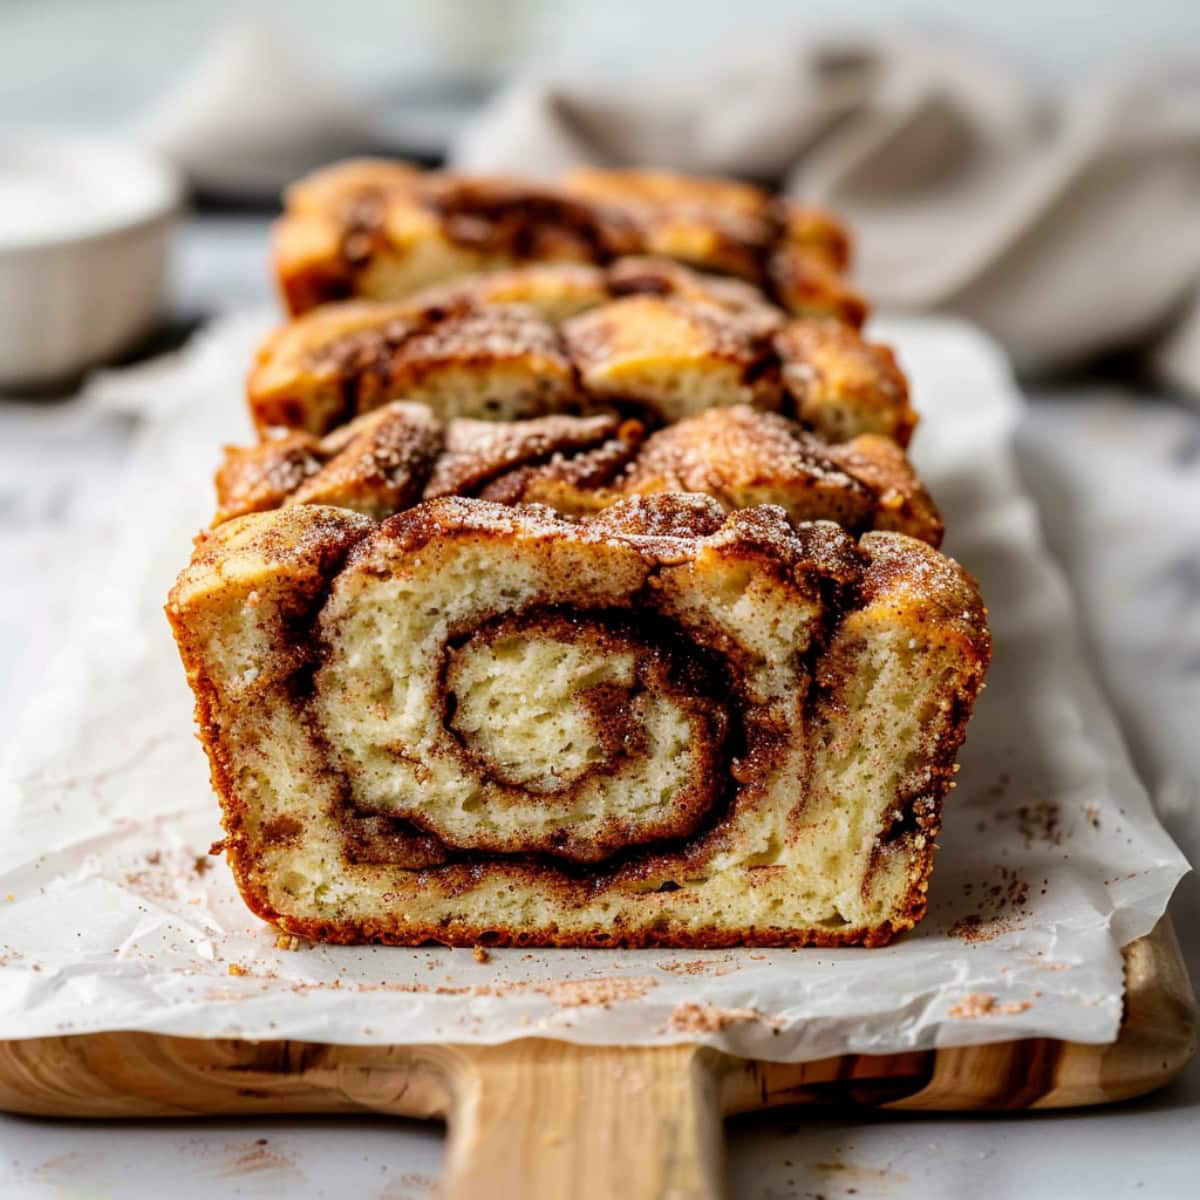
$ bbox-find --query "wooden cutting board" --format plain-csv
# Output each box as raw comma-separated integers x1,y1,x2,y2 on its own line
0,920,1193,1200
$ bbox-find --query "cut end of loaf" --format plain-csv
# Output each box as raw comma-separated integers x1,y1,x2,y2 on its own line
169,496,989,949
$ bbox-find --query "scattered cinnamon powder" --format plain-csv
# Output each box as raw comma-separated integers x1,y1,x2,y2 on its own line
948,993,1032,1019
205,967,655,1008
950,864,1032,942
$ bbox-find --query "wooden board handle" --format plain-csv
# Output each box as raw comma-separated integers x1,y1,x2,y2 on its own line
439,1040,727,1200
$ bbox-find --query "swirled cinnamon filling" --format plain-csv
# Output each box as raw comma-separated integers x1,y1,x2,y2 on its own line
321,608,728,862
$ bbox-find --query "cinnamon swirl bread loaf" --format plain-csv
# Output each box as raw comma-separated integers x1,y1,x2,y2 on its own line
213,403,943,545
168,161,990,949
248,263,914,444
168,495,988,948
273,160,867,323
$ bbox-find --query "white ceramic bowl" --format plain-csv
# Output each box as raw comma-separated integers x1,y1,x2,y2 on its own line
0,137,183,390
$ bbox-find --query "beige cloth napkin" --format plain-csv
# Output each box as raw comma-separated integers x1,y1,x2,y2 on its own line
453,39,1200,392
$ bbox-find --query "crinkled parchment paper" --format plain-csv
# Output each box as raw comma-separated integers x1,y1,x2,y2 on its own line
0,314,1187,1061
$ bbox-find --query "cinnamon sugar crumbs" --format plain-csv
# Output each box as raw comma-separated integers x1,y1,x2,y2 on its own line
950,864,1032,942
948,914,1022,944
664,1001,783,1034
205,967,654,1008
657,957,739,977
532,976,655,1008
948,993,1033,1019
275,934,302,952
994,801,1062,849
1023,954,1068,971
472,945,491,964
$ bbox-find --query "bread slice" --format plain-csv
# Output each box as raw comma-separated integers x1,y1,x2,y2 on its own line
168,494,989,948
272,159,868,322
249,267,911,443
214,402,942,544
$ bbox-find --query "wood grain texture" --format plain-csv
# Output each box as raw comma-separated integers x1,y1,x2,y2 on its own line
0,921,1193,1200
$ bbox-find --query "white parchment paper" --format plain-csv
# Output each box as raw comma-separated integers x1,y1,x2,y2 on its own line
0,314,1188,1061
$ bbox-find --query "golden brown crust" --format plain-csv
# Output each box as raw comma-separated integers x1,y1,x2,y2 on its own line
622,407,942,545
825,434,944,545
272,159,865,321
168,497,990,949
213,433,324,523
214,403,941,545
562,294,784,417
774,318,918,447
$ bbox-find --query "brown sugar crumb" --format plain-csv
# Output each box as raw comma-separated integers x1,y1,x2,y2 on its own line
1084,804,1102,830
948,993,1033,1019
227,963,249,977
472,944,491,964
193,855,212,877
664,1001,784,1033
275,934,302,951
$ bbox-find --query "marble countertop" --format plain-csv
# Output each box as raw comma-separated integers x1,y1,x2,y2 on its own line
0,215,1196,1199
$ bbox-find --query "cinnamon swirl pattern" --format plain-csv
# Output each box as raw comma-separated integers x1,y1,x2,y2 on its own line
249,262,914,445
214,402,943,546
168,495,989,948
273,160,867,323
